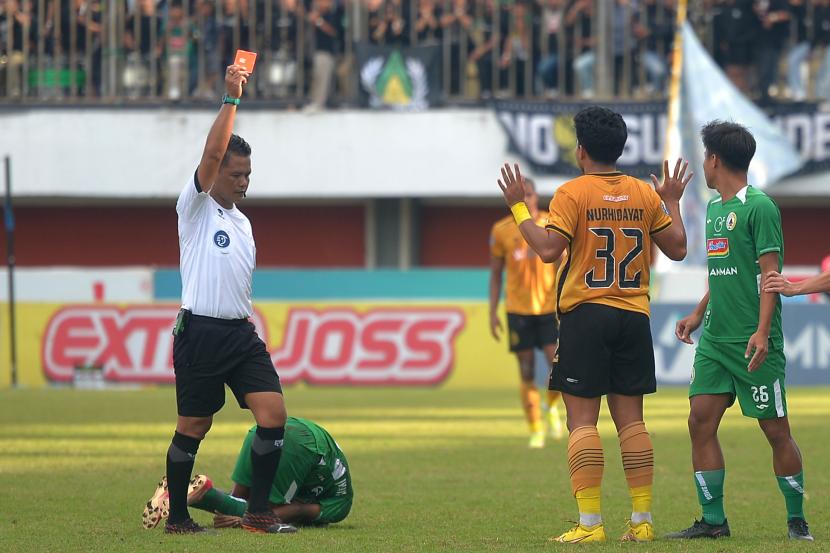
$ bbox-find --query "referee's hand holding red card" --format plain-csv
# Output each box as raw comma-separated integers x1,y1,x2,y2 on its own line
225,65,250,99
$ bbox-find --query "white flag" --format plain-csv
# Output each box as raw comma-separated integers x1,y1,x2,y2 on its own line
662,21,803,268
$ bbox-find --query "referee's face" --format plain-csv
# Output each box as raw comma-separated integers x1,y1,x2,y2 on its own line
215,154,251,207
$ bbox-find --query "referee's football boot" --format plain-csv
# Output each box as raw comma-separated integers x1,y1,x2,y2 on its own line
664,518,731,539
241,511,298,534
164,517,210,534
787,518,814,541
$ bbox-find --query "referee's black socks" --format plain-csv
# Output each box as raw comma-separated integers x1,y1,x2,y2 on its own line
166,432,202,524
247,426,285,514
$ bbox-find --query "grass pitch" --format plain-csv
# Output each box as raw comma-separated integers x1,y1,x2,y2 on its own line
0,386,826,552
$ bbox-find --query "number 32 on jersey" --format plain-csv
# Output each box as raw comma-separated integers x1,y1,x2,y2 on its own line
585,227,644,289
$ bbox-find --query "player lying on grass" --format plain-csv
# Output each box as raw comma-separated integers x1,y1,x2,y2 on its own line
667,121,812,542
143,417,352,529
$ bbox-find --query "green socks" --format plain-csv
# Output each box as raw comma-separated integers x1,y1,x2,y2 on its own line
190,487,248,517
694,469,726,525
776,472,805,520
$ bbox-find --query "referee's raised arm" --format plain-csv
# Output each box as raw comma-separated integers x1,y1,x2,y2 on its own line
196,65,249,192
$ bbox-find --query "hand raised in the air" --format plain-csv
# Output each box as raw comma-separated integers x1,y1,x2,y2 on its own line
497,163,526,207
651,158,693,204
225,64,250,99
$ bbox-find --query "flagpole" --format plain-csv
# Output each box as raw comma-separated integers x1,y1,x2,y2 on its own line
665,0,689,162
4,156,17,388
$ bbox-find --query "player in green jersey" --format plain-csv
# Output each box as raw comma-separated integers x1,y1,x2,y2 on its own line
666,121,812,542
142,417,353,530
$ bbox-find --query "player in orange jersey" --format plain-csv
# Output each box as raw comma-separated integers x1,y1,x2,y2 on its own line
497,106,691,543
489,177,565,449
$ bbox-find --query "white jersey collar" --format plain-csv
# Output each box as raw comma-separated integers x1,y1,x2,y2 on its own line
735,185,749,204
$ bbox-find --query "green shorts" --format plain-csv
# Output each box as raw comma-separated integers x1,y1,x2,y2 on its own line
690,336,787,419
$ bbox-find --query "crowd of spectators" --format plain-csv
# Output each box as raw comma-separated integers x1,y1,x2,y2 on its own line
1,0,829,106
709,0,830,103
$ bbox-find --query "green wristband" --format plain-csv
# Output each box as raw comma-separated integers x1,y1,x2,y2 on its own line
222,94,240,106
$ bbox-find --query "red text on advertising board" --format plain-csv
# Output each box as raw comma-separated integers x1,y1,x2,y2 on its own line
42,306,267,383
272,308,465,385
41,305,465,386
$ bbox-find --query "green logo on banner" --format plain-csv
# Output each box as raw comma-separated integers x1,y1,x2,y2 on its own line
361,49,429,110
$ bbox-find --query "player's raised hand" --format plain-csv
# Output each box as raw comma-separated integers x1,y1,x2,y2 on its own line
764,271,797,296
651,158,693,204
675,312,702,345
498,163,526,207
225,65,250,99
745,332,769,372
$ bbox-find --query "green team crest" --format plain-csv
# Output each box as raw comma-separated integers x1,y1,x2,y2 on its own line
360,50,428,110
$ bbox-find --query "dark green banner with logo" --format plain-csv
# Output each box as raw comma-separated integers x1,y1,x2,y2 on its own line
355,44,443,110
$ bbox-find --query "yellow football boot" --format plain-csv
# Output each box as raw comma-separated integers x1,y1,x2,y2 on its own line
551,523,607,543
620,520,655,542
547,406,565,440
529,430,546,449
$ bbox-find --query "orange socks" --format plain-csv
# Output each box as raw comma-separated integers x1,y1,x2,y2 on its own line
568,426,604,493
618,421,654,521
568,426,604,525
520,382,543,433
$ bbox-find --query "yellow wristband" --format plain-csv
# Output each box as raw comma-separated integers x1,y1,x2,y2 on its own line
510,202,532,225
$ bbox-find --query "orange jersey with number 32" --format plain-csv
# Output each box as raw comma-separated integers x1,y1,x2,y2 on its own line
545,172,672,316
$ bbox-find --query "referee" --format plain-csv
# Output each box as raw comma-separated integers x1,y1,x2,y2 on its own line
163,65,294,535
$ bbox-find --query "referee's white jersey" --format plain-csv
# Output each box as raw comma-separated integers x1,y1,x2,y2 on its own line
176,171,255,319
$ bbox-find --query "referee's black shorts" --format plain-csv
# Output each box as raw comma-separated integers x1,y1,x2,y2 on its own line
549,302,656,398
173,313,282,417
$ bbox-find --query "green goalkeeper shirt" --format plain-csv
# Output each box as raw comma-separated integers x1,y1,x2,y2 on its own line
702,185,784,349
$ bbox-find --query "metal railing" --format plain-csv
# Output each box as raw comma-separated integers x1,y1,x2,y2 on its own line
1,0,817,106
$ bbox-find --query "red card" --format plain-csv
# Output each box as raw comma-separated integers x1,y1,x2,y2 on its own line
234,49,257,73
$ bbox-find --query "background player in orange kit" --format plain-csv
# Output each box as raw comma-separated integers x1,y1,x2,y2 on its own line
489,178,565,449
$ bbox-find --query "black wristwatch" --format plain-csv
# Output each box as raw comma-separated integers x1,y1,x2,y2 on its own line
222,94,240,106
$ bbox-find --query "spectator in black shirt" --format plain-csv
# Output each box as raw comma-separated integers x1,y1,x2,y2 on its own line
305,0,343,111
441,0,473,96
415,0,441,44
713,0,758,95
471,0,508,98
369,0,408,46
755,0,790,102
785,0,808,100
638,0,675,95
124,0,164,96
219,0,252,69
